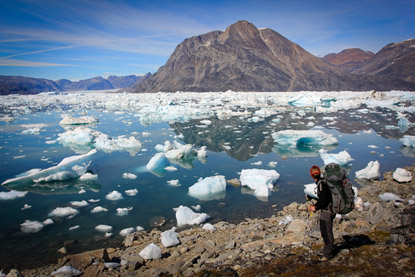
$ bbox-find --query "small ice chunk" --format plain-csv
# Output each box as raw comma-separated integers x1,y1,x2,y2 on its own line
49,207,79,217
393,168,412,183
119,227,135,237
104,262,120,269
355,161,380,179
116,207,133,216
122,173,137,179
125,189,139,196
95,224,113,232
20,220,44,233
51,265,82,276
379,192,403,202
161,227,180,247
202,223,217,231
106,191,123,201
197,146,207,158
400,135,415,147
59,115,98,125
79,172,98,181
91,206,108,213
146,153,170,176
139,243,162,260
319,149,354,165
175,205,210,227
43,219,54,225
69,225,80,231
188,175,226,200
240,169,280,198
268,161,278,168
304,183,318,199
0,190,28,200
70,200,89,207
167,179,180,186
22,204,32,210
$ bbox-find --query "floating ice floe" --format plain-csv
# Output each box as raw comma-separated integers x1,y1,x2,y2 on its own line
21,123,47,135
116,207,133,216
393,168,412,183
146,153,170,177
139,243,162,260
188,175,226,201
51,266,82,276
1,149,96,187
304,183,318,199
106,191,123,201
122,173,137,179
161,227,180,247
319,149,354,165
49,207,79,217
125,189,139,196
20,220,45,233
70,200,88,207
91,206,108,213
240,169,280,199
0,190,28,200
95,224,113,233
175,205,210,227
58,127,141,155
119,227,135,237
59,115,98,125
355,161,380,179
400,135,415,147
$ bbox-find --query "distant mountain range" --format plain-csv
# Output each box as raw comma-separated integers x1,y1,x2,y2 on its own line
1,20,414,94
0,75,143,95
134,20,415,92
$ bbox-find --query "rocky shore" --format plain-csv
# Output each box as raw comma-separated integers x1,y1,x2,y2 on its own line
5,165,415,276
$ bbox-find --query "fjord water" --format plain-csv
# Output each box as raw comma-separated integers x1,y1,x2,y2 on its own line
0,92,414,269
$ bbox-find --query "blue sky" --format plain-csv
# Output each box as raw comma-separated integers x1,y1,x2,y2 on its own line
0,0,414,81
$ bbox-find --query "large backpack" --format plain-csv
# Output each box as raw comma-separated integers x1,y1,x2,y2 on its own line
324,163,355,214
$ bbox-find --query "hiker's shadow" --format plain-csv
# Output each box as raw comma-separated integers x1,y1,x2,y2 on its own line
333,234,375,255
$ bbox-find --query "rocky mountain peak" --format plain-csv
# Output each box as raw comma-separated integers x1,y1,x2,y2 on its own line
322,48,375,72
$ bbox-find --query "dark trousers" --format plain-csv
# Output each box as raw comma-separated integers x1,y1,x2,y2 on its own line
320,211,335,257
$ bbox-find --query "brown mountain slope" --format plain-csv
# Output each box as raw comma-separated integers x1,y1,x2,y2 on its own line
134,21,414,92
355,39,415,83
322,48,375,72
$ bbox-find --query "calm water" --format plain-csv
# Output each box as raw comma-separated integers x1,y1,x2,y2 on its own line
0,94,414,270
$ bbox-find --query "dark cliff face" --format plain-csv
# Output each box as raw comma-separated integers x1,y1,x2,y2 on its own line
134,21,415,93
322,48,375,73
355,39,415,83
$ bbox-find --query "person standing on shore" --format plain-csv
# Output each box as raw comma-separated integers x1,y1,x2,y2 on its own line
308,165,335,260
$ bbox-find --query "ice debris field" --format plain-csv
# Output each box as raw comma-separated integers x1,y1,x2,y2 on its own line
0,90,415,261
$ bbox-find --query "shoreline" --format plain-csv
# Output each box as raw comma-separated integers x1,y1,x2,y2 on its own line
6,164,414,276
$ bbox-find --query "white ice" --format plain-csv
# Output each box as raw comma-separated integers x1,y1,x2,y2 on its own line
161,227,180,247
49,207,79,217
91,206,108,213
240,169,280,198
272,130,338,146
319,149,354,165
70,200,88,207
188,176,226,201
202,223,217,231
1,149,96,186
95,224,113,232
393,168,412,183
122,173,137,179
106,191,123,201
146,153,170,176
20,220,44,233
139,243,162,260
116,207,133,216
59,115,98,125
125,189,139,196
400,135,415,147
355,161,380,179
119,227,135,237
0,190,27,200
304,183,318,199
175,205,210,227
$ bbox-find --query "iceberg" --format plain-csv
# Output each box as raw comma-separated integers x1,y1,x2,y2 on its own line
188,175,226,201
161,227,180,248
20,220,45,233
0,190,28,200
106,191,123,201
400,135,415,147
175,205,210,227
1,149,96,187
355,161,380,179
393,168,412,183
139,243,162,260
59,115,98,125
146,153,170,177
95,224,113,233
49,207,79,217
240,169,280,198
273,130,338,146
119,227,135,237
319,149,354,165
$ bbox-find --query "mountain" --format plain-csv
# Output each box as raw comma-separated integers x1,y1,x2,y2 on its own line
322,48,375,72
134,20,415,93
0,76,61,95
0,75,141,95
355,39,415,83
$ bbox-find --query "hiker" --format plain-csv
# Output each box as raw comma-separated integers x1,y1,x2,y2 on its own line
308,165,335,260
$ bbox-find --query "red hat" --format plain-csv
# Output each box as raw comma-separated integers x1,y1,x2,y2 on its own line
310,165,321,178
